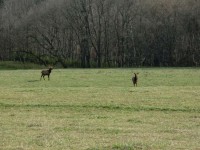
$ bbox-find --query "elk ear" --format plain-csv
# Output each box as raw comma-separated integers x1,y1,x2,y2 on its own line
48,65,53,69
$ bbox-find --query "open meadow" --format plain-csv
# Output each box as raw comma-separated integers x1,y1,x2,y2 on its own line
0,68,200,150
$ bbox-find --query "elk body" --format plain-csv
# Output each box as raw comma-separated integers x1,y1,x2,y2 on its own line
40,67,53,80
132,73,138,87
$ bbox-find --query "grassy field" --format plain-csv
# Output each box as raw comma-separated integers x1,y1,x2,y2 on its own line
0,68,200,150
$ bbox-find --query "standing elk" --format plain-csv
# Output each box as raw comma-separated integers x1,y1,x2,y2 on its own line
132,73,139,87
40,67,53,80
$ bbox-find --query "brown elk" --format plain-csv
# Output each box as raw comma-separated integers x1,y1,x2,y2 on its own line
40,67,53,80
132,73,139,87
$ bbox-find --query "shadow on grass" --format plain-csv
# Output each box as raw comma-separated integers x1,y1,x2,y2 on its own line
0,103,199,113
87,143,149,150
27,80,40,82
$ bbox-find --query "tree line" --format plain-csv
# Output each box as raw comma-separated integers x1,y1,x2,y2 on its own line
0,0,199,68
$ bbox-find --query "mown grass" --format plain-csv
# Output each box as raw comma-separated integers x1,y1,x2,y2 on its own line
0,68,200,150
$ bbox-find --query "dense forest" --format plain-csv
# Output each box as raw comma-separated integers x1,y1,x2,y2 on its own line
0,0,199,67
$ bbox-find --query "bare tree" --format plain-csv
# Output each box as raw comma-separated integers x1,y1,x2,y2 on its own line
0,0,199,67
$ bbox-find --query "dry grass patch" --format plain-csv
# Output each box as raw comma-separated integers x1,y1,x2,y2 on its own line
0,68,200,150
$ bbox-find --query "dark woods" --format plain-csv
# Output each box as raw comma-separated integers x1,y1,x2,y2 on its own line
0,0,199,68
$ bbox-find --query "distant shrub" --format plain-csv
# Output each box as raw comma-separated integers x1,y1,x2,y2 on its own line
0,61,42,70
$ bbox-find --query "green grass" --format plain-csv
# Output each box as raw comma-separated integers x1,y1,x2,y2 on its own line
0,68,200,150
